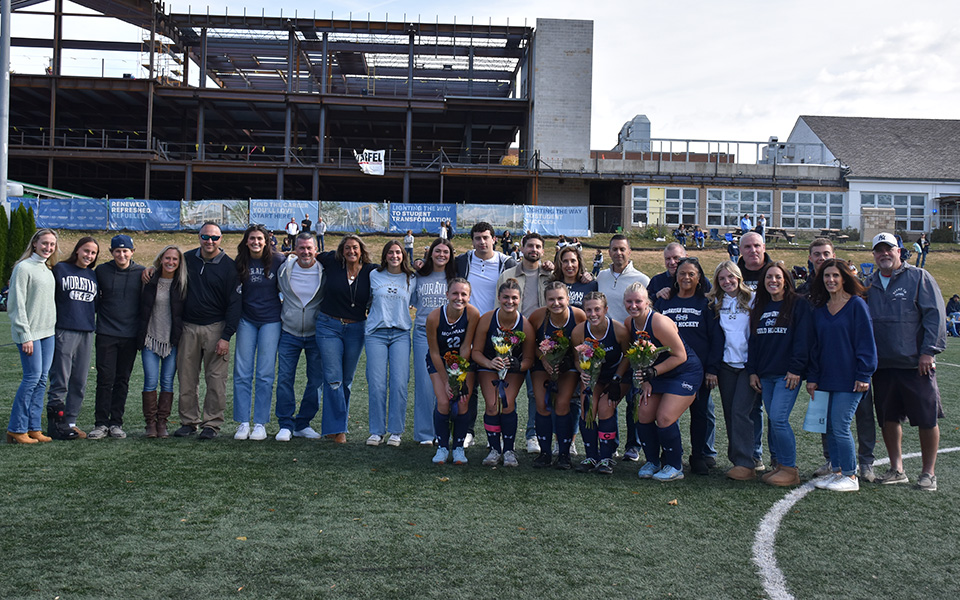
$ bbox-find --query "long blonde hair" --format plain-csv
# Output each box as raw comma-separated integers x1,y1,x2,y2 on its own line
152,245,189,299
17,229,59,269
706,260,752,315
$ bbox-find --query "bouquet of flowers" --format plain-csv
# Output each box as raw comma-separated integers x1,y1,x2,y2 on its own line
538,328,571,383
575,339,606,426
443,351,470,400
491,328,526,380
625,330,670,421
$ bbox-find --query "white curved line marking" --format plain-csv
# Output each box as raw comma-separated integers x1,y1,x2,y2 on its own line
753,446,960,600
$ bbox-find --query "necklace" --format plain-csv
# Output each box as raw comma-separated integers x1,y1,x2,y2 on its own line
346,264,360,308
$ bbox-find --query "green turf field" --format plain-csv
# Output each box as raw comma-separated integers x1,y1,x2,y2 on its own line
0,237,958,599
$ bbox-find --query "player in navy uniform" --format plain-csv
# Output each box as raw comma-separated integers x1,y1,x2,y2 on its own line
625,282,703,482
426,278,481,465
571,291,630,474
528,282,586,469
472,279,536,468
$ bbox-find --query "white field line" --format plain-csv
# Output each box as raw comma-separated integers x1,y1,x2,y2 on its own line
753,446,960,600
936,362,960,368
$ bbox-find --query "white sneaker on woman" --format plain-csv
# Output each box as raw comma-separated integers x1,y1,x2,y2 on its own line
234,423,250,440
825,475,860,492
250,424,267,441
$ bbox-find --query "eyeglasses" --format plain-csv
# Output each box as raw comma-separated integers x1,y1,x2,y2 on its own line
200,234,221,241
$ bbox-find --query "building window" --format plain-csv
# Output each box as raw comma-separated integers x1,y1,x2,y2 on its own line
705,189,771,227
781,191,844,230
861,193,926,232
632,187,648,225
631,187,698,226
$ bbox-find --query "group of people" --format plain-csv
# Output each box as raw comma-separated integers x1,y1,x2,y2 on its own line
5,223,947,492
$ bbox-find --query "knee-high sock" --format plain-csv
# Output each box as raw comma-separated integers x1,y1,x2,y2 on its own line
483,414,502,453
535,412,552,455
637,421,661,465
452,411,470,449
658,422,683,470
580,416,599,460
556,413,573,457
434,409,450,449
501,411,518,452
598,416,618,460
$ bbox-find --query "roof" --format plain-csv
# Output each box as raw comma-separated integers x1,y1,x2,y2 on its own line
799,115,960,181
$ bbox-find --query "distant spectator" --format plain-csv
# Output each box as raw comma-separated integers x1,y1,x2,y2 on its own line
727,237,740,260
301,213,313,234
500,230,513,254
285,218,300,247
404,230,416,263
317,217,327,251
913,238,923,267
592,249,603,276
919,233,930,268
740,214,753,234
947,294,960,337
674,224,687,247
693,225,705,249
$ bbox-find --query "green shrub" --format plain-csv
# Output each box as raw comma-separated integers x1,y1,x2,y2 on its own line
931,226,955,243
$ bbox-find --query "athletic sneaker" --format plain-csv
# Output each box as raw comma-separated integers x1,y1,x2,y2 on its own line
432,447,449,464
502,450,519,467
452,447,468,465
250,424,267,441
555,455,572,470
387,434,402,447
813,473,841,489
754,458,766,471
482,449,502,466
275,428,292,442
812,461,833,477
109,426,127,439
366,434,383,446
594,458,614,475
653,465,684,482
577,458,598,473
637,461,660,479
463,433,475,448
87,425,108,440
916,472,937,491
532,452,553,469
526,438,541,454
569,442,579,457
859,464,876,483
825,475,860,492
623,447,641,462
234,423,251,440
877,468,909,485
293,426,320,439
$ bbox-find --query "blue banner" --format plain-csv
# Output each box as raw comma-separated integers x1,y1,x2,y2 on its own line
180,199,249,231
388,203,455,234
25,198,109,229
109,200,180,231
249,199,319,231
7,197,39,216
457,203,524,235
321,201,389,233
524,205,590,237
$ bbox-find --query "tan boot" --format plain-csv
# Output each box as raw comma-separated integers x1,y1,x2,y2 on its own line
142,391,159,438
766,466,801,487
28,430,52,442
760,465,782,483
7,432,38,444
156,391,174,438
726,465,756,480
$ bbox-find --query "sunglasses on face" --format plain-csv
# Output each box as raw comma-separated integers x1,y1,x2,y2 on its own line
200,234,221,241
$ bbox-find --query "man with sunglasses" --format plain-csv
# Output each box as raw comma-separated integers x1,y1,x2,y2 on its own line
173,222,242,440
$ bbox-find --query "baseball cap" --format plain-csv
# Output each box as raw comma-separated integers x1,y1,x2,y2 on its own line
871,232,897,250
111,234,134,250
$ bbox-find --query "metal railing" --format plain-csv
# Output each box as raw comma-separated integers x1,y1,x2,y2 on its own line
601,138,833,166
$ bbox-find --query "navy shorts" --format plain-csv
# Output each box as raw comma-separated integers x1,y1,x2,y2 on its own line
873,368,944,429
648,357,703,397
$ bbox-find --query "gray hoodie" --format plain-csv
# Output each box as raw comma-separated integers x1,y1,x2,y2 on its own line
866,262,946,370
277,255,324,337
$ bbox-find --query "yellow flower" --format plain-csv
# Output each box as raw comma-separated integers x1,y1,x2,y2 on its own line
579,360,591,371
457,373,466,383
494,344,512,355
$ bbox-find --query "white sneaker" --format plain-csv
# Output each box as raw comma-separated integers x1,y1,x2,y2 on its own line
366,434,383,446
825,474,860,492
420,440,435,446
552,440,559,455
464,433,475,448
502,450,519,467
387,434,402,447
482,449,502,466
526,437,541,454
293,426,320,439
275,428,292,442
234,423,251,440
250,424,267,441
569,441,579,457
813,473,841,489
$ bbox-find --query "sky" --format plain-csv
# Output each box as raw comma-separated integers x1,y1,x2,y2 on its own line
10,0,960,149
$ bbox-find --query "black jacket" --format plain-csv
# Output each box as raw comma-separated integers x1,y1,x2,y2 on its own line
95,260,145,338
182,248,241,340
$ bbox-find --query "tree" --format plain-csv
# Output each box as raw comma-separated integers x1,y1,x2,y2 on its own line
7,205,25,276
26,205,36,235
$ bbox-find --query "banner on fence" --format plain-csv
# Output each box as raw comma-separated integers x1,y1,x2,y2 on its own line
180,199,249,231
457,203,524,235
321,201,389,233
109,200,180,231
7,197,39,216
388,203,455,234
249,199,319,231
25,198,109,230
524,205,590,237
354,149,385,176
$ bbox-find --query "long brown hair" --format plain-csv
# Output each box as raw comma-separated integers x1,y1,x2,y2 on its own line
235,224,275,281
809,258,866,307
378,240,414,283
750,261,797,330
63,236,100,269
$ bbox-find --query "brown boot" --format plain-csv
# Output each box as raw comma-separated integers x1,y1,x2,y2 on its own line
7,432,38,444
726,465,756,480
28,430,52,442
760,465,782,483
156,391,174,438
766,466,801,487
143,391,159,438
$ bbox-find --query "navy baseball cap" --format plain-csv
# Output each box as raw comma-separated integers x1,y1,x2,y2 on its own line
111,235,134,250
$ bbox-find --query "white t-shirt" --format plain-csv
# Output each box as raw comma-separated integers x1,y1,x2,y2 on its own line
719,293,754,368
468,252,505,313
289,261,321,305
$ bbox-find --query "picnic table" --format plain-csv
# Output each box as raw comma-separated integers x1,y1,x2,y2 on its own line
765,227,795,243
820,228,850,243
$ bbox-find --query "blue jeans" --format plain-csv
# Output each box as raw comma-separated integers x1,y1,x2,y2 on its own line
232,318,281,425
316,313,365,435
760,376,801,468
8,336,55,433
826,391,863,476
412,326,436,442
275,330,323,432
365,327,411,436
142,347,178,393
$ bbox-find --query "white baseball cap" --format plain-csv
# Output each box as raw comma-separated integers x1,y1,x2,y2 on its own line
872,232,898,249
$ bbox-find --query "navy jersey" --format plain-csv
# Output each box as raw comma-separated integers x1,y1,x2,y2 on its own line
585,317,623,380
481,309,527,372
426,305,471,374
536,309,578,372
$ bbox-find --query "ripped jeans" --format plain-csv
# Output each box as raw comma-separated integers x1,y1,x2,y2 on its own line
316,312,366,436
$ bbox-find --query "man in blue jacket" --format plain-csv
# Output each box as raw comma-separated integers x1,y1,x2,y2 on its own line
867,232,946,491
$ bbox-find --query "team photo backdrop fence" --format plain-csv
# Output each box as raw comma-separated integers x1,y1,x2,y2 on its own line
6,198,589,237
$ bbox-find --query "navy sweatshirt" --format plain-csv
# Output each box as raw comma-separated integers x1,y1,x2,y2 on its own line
183,248,241,340
95,260,145,338
654,294,723,374
745,297,810,378
807,296,877,391
53,261,97,332
239,254,285,323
